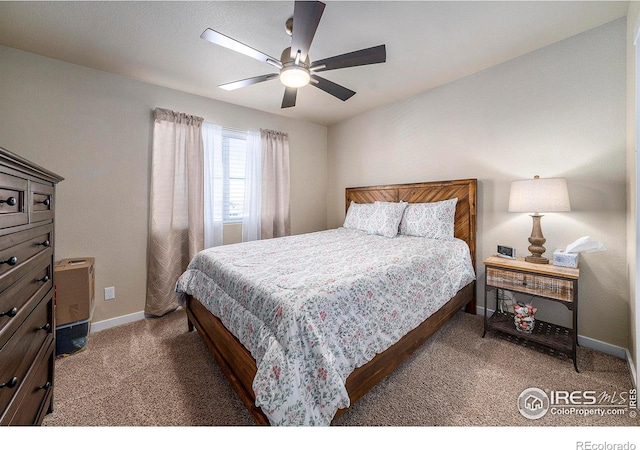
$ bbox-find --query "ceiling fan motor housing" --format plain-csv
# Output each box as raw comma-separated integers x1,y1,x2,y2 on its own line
280,47,309,67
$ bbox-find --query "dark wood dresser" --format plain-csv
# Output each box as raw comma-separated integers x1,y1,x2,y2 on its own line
0,147,63,425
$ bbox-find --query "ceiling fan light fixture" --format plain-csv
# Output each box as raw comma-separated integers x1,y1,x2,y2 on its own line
279,66,310,88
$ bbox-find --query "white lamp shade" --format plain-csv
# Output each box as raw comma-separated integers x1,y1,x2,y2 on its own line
508,176,571,213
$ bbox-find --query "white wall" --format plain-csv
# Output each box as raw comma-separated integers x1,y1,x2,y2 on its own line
328,19,628,348
0,45,328,323
0,15,630,354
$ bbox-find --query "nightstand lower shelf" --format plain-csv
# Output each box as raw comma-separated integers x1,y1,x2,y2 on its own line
484,310,575,362
483,256,580,372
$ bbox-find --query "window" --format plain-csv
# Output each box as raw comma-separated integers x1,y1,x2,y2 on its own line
203,123,261,247
218,129,247,222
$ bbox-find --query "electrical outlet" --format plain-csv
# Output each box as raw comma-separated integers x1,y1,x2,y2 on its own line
104,286,115,300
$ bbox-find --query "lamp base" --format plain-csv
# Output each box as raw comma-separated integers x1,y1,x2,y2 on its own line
525,255,549,264
526,213,549,265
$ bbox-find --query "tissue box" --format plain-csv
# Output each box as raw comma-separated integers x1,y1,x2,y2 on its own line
553,250,579,268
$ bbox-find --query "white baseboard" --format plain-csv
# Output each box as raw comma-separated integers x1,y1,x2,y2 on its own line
578,334,628,360
626,349,638,388
90,311,146,333
476,305,629,361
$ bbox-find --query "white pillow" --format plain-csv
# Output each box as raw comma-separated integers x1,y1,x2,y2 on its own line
343,201,375,232
366,201,407,238
399,198,458,239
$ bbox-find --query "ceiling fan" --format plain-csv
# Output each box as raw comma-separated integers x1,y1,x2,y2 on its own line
201,0,386,108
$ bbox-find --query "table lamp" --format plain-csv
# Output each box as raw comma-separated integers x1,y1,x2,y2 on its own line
508,175,571,264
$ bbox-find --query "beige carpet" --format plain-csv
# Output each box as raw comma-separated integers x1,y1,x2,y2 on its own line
42,308,637,428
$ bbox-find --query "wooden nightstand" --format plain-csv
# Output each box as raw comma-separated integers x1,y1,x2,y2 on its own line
482,256,580,372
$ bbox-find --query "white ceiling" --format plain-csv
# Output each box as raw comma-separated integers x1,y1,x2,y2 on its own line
0,1,630,126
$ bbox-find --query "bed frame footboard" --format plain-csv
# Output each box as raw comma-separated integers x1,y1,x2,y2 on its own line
186,281,474,425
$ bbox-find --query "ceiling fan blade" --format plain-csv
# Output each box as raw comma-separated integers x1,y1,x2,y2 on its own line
310,45,386,73
290,1,325,61
201,28,282,69
281,87,298,108
219,74,279,91
310,75,355,101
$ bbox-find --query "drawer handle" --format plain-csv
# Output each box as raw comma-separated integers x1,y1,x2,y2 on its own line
0,307,18,317
38,322,51,331
38,381,51,391
38,239,50,248
0,196,17,206
38,198,50,207
38,275,50,283
0,377,18,389
0,256,18,266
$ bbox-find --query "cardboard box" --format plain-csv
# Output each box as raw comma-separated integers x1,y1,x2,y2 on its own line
54,258,95,326
553,250,579,268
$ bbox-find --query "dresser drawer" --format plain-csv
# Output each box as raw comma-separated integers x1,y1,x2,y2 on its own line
0,295,52,417
2,338,53,425
0,225,53,293
0,172,28,229
30,182,54,224
486,267,575,302
0,254,52,349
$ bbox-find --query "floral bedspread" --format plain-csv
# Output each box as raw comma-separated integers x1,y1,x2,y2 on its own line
175,227,475,426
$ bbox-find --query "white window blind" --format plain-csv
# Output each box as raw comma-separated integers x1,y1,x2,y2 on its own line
219,129,247,222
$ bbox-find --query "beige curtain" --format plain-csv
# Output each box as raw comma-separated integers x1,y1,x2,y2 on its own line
260,129,291,239
145,108,204,317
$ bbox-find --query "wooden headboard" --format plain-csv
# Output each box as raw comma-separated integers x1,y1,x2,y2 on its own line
345,179,477,269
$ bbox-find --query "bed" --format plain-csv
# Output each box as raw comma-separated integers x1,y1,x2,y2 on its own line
175,178,477,425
